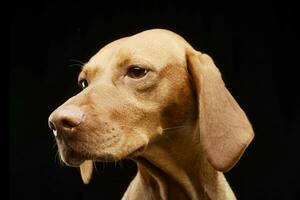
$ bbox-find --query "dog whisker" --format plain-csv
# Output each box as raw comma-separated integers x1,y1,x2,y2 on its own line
162,125,189,131
100,162,106,173
69,59,85,65
93,161,99,175
54,150,64,167
52,138,57,150
67,59,86,68
52,140,64,167
67,63,83,68
118,160,124,169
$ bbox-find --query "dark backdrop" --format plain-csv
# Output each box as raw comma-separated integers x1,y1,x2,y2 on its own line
10,1,299,200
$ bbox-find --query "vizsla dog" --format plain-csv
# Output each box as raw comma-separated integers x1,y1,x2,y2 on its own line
48,29,254,200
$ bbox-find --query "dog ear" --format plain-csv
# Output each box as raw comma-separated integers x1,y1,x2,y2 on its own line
187,51,254,172
80,160,93,184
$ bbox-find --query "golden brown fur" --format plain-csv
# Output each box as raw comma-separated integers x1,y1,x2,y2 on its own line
49,29,254,200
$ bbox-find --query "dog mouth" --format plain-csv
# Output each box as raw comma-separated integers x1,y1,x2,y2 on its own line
127,145,146,158
59,146,86,167
56,139,89,167
59,143,146,166
55,131,148,166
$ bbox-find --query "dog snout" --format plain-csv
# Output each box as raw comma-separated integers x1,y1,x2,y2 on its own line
48,106,85,137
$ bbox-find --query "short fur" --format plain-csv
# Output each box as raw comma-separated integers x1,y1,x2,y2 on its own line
49,29,254,200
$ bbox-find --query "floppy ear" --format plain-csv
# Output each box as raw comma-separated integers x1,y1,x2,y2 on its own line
80,160,93,184
187,51,254,172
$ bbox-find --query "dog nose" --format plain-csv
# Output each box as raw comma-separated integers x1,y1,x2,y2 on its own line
48,107,84,137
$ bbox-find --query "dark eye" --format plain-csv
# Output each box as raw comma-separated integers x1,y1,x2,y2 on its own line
79,79,88,89
126,66,149,79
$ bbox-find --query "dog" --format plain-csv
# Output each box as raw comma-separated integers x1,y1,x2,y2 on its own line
48,29,254,200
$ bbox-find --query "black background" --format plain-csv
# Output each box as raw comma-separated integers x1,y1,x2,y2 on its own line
10,1,300,200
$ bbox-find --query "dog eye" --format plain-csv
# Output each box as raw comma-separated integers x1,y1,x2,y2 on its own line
127,66,149,79
79,79,88,89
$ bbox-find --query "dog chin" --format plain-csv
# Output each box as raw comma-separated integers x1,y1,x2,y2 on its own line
59,147,86,167
62,157,85,167
92,145,146,162
59,143,146,165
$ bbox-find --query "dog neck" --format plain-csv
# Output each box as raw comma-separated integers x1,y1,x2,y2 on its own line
125,126,236,200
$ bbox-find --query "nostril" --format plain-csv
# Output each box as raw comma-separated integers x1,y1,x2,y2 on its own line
49,107,84,132
62,118,81,128
48,120,58,137
49,121,56,131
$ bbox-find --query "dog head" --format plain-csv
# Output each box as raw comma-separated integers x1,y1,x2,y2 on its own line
49,29,253,183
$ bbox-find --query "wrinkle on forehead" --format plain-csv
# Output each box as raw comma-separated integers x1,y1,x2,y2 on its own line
82,29,189,74
123,30,187,68
82,37,128,73
80,63,101,79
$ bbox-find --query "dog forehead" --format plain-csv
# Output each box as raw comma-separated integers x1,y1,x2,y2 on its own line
84,29,187,72
123,30,186,60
